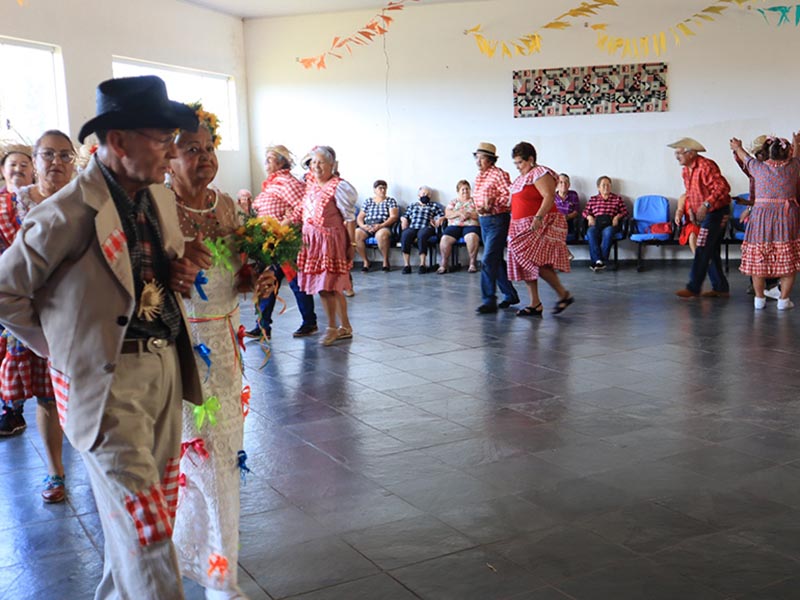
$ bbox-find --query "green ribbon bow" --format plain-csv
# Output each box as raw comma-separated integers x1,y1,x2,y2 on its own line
204,238,233,272
193,395,221,430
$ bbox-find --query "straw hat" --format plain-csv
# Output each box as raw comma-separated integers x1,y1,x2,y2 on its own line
473,142,498,157
667,137,706,152
0,141,32,165
749,135,769,155
265,144,294,168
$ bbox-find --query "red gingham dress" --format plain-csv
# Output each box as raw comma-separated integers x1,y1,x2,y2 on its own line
0,188,54,403
507,167,571,281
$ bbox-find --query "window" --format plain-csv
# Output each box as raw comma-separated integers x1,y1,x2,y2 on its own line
0,36,69,143
112,57,238,151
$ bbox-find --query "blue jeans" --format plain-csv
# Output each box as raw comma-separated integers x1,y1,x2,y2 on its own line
586,225,617,263
687,207,729,294
479,214,518,305
257,265,317,334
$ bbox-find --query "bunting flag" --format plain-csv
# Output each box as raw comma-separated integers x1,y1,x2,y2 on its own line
299,0,420,70
756,4,800,25
596,0,759,57
465,0,619,59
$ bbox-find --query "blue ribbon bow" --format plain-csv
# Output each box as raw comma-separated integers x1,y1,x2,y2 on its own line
194,270,209,301
194,343,212,381
237,450,252,485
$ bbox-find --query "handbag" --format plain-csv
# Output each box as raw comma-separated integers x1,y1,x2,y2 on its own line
594,214,613,230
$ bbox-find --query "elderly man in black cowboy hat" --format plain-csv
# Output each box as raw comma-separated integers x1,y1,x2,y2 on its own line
473,142,520,313
0,76,213,598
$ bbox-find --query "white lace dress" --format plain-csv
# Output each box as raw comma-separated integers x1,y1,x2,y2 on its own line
172,192,246,596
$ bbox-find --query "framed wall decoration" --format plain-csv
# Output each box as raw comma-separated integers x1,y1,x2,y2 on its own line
513,62,668,118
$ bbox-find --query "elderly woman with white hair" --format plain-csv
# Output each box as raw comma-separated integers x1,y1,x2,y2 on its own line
249,144,318,339
297,146,358,345
400,185,445,274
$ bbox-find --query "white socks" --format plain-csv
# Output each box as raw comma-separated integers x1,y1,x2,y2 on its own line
754,297,766,309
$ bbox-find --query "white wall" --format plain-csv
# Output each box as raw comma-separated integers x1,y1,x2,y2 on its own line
244,0,800,260
0,0,250,193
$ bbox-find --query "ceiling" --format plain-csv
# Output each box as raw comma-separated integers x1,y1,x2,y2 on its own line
179,0,480,19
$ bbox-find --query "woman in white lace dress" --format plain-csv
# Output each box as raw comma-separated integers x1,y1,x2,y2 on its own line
169,109,249,599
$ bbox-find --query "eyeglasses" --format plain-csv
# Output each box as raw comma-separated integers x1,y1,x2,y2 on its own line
132,130,177,148
36,150,77,164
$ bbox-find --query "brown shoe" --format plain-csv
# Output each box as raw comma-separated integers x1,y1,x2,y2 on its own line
42,475,66,503
701,290,730,298
675,289,700,298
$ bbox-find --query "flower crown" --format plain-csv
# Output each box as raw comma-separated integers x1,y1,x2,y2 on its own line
186,101,221,149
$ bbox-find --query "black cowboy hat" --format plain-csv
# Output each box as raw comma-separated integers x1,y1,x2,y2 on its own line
78,75,198,143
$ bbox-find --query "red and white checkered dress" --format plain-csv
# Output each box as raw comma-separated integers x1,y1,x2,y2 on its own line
740,157,800,277
0,188,55,403
507,167,570,281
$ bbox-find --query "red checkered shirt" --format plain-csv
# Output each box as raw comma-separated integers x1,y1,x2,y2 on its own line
473,165,511,215
253,169,305,224
582,193,629,219
682,155,731,213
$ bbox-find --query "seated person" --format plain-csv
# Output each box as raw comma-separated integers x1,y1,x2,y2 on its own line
438,180,481,273
355,179,399,272
400,186,445,274
582,175,628,271
555,173,580,238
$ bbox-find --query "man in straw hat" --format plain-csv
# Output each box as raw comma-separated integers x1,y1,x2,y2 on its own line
668,137,732,298
0,75,210,598
472,142,520,313
250,143,318,339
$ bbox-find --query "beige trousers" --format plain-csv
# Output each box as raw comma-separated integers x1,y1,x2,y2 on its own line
82,342,185,600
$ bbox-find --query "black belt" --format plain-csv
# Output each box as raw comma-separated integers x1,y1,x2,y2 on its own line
120,338,172,354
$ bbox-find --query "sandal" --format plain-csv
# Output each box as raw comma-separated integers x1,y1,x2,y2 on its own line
553,294,574,314
516,304,543,317
436,267,447,274
468,264,478,273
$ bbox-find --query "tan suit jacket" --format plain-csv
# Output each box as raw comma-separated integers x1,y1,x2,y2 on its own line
0,159,202,452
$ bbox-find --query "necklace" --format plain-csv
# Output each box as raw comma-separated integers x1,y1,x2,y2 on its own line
178,189,217,213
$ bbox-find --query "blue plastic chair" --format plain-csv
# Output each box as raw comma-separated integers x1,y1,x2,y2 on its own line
629,195,674,271
724,193,749,271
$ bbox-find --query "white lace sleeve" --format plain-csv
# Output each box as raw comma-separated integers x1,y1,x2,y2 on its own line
335,180,358,222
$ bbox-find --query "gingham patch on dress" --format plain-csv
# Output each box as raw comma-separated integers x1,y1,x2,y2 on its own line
124,483,173,546
102,228,127,263
48,366,70,428
161,457,181,521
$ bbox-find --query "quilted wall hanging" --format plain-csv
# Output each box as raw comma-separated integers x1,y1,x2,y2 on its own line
513,62,668,118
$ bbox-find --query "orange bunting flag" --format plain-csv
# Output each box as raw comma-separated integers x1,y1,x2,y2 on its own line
299,0,419,69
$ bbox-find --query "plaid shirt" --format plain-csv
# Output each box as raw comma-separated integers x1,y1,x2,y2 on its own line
555,190,580,215
682,155,731,213
96,156,182,341
403,201,444,229
253,169,305,224
361,197,398,224
473,165,511,215
582,193,629,219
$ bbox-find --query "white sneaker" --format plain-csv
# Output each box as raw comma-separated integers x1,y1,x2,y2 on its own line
778,298,795,311
764,286,781,300
754,297,766,310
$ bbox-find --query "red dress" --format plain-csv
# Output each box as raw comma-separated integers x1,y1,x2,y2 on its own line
507,167,570,281
0,188,54,403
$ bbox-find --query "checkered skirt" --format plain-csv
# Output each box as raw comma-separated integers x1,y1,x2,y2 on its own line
740,198,800,277
1,337,54,402
507,214,571,281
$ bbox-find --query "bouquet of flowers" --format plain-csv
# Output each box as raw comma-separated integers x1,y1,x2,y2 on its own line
235,216,302,273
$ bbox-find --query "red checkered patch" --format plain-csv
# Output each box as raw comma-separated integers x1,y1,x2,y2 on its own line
161,457,180,521
124,483,173,546
697,227,709,248
102,228,127,264
48,365,70,429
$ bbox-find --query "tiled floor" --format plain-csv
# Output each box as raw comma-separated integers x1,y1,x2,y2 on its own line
4,262,800,599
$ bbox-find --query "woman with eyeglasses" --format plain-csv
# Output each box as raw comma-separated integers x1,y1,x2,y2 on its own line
0,130,76,503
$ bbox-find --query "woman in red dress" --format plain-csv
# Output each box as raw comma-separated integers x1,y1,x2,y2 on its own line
506,141,573,316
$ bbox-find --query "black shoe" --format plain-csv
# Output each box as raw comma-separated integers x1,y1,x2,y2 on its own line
293,324,319,338
476,303,498,314
418,265,428,274
498,297,520,309
402,266,412,274
244,326,264,339
0,406,26,437
361,265,370,273
382,265,391,272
